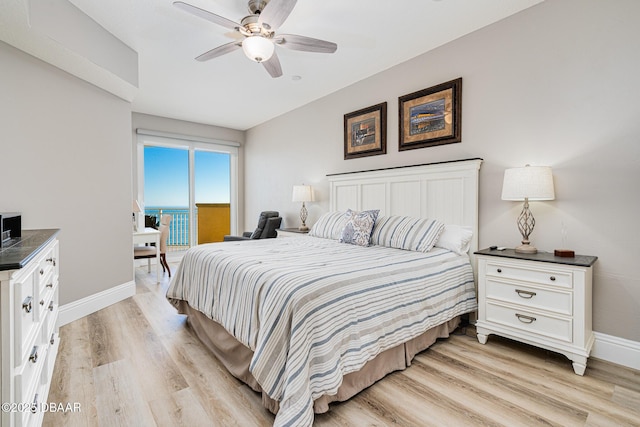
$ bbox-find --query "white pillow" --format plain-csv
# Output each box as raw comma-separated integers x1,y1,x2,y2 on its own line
371,215,445,253
308,211,348,240
434,225,473,255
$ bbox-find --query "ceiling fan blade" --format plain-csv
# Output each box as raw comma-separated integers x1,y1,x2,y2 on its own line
262,52,283,78
275,34,337,53
173,1,241,31
258,0,297,30
195,41,242,61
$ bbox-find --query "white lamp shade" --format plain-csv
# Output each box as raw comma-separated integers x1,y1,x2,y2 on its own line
501,165,555,201
132,200,142,213
242,36,275,63
292,185,314,202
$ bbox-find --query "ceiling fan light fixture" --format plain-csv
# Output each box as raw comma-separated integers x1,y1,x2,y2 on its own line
174,0,337,78
242,36,274,63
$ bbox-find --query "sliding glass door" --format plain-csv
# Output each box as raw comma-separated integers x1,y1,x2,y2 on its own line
136,131,238,251
143,145,190,249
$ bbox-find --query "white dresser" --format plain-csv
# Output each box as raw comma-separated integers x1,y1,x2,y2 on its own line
0,230,60,427
475,248,597,375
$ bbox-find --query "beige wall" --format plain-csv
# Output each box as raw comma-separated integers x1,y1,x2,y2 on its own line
0,41,133,306
245,0,640,341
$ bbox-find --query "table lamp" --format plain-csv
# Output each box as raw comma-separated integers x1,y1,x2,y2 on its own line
292,185,314,231
501,165,555,254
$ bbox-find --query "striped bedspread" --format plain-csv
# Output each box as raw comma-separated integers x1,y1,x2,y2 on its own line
167,236,476,426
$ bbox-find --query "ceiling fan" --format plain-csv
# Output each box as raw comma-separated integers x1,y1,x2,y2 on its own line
173,0,338,78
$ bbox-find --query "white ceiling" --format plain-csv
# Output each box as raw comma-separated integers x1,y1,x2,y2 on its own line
1,0,543,130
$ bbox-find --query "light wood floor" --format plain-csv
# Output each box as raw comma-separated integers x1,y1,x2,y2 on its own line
44,261,640,426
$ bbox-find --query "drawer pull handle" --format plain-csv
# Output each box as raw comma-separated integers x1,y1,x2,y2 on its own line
48,301,54,312
46,282,54,288
516,289,537,299
515,313,537,324
50,334,55,345
550,276,556,281
40,299,45,306
496,268,502,273
29,346,38,363
31,393,39,414
22,296,33,313
40,268,44,275
46,257,56,266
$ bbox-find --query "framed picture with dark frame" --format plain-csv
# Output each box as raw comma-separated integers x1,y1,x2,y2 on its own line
399,78,462,151
344,102,387,159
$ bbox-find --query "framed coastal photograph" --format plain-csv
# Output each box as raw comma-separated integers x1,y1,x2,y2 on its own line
344,102,387,159
399,78,462,151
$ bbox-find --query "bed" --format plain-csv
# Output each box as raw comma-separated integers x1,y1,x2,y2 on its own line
167,158,482,426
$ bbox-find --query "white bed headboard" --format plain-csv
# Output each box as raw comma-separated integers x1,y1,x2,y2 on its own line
328,158,482,255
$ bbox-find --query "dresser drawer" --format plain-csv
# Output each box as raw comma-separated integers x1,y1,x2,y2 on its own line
485,302,572,343
485,279,572,316
41,286,59,348
15,341,48,406
37,269,56,306
14,273,40,365
43,331,60,386
16,381,45,427
38,279,57,320
36,241,58,296
485,261,572,289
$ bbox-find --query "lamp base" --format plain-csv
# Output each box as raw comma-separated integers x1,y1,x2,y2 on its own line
515,199,537,254
298,202,309,232
515,243,538,254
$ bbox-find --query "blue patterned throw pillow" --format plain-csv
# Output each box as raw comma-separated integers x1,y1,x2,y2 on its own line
339,209,380,246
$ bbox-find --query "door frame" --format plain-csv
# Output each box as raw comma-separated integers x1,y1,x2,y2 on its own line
135,130,239,247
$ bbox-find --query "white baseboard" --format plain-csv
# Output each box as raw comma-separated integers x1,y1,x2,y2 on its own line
592,332,640,371
58,281,135,326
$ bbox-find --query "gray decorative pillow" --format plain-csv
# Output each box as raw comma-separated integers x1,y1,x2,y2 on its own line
339,209,379,246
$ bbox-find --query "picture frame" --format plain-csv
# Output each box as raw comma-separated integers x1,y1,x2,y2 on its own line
399,78,462,151
344,102,387,159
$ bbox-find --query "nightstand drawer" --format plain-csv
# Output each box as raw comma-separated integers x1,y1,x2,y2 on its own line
486,302,572,343
485,261,572,289
486,280,572,316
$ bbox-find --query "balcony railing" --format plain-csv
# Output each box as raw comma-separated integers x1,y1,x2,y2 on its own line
145,207,193,251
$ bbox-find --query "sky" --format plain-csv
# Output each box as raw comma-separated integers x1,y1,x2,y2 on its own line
144,146,230,207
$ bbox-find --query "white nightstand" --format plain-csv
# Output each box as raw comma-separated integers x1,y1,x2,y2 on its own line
474,248,597,375
277,228,309,238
